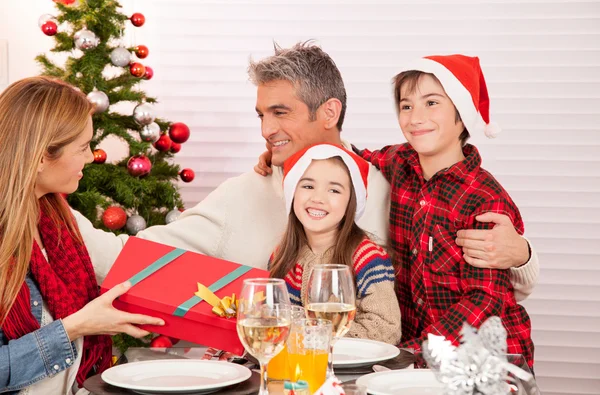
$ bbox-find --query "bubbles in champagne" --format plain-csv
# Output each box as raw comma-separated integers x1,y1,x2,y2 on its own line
305,303,356,338
236,317,291,364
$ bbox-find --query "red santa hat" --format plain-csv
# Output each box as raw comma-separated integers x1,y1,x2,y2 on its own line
397,54,501,138
283,144,370,220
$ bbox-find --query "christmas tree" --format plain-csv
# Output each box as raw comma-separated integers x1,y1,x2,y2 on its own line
36,0,195,351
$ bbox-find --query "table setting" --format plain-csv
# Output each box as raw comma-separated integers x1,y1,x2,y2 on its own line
89,239,540,395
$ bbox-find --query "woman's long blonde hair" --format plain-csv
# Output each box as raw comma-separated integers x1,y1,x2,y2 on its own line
0,76,93,325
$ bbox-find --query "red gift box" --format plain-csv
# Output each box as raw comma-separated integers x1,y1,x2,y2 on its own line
100,237,269,355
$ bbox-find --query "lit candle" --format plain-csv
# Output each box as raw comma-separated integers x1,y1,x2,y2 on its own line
284,380,310,395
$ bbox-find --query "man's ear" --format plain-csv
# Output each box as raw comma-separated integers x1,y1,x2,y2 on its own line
320,98,342,130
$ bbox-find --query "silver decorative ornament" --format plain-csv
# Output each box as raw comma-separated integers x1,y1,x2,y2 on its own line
87,89,109,113
74,28,99,50
110,47,131,67
140,122,160,143
126,214,147,235
38,14,56,27
133,103,155,126
75,72,83,78
422,317,534,395
165,209,181,224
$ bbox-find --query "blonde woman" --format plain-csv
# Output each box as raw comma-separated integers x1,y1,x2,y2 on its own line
0,77,163,395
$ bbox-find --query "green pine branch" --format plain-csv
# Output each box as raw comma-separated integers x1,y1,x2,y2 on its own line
42,0,189,352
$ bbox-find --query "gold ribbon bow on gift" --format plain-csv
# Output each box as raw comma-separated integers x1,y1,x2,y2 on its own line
195,283,267,318
195,283,238,318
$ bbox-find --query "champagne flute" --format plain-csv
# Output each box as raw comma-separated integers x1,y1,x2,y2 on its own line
236,278,292,395
305,264,356,378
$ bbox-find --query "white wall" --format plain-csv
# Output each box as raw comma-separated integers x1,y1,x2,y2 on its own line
1,1,600,394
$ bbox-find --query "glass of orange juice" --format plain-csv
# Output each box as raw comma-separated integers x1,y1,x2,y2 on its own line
286,318,332,393
267,305,305,381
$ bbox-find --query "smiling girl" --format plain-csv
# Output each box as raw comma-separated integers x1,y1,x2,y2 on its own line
269,144,400,345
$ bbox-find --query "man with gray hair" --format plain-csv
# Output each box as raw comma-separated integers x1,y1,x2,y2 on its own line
74,41,539,300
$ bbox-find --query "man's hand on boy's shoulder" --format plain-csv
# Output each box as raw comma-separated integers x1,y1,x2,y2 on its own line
455,212,530,270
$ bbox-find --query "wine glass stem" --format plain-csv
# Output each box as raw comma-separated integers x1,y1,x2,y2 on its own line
259,361,269,395
326,343,335,378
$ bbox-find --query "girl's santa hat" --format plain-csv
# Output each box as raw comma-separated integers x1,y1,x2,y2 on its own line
283,144,370,220
398,54,501,138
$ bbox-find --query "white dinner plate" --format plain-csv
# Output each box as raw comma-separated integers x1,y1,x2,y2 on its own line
356,369,443,395
101,360,251,394
332,338,400,368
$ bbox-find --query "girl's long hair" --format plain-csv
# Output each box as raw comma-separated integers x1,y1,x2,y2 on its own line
0,76,93,325
270,157,367,279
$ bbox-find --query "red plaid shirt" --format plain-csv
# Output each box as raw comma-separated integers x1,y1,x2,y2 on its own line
357,143,534,368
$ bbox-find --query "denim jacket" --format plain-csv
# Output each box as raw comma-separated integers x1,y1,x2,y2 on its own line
0,275,78,394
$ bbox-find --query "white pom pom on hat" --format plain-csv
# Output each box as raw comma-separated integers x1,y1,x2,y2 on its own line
397,54,501,139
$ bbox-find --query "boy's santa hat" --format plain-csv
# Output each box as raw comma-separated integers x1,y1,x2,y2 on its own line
283,144,370,220
398,54,501,138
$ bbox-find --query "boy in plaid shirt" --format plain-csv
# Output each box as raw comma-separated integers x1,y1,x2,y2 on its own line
356,55,534,368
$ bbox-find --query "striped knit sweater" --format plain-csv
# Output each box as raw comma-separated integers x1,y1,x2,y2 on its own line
276,238,401,345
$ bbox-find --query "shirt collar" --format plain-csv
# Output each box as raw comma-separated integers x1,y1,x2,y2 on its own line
406,143,482,184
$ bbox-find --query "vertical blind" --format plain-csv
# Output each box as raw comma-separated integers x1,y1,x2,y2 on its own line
136,1,600,393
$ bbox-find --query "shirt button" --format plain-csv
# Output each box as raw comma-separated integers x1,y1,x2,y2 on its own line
412,248,418,256
33,301,39,306
53,364,59,370
65,358,71,364
419,200,427,206
417,298,424,305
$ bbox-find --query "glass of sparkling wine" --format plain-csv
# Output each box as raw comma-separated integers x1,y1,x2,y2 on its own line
236,278,292,395
305,264,356,378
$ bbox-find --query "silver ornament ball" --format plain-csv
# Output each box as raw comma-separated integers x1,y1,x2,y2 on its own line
126,214,147,235
74,29,99,50
133,103,155,126
87,90,109,113
140,122,161,143
38,14,56,27
110,47,131,67
165,209,181,224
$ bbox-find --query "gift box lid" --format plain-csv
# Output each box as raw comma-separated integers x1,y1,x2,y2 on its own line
101,237,270,330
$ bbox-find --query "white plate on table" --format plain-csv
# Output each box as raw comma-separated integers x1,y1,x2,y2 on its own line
101,359,251,394
333,338,400,368
356,369,442,395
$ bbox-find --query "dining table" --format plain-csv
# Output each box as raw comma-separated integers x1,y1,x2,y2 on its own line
83,345,539,395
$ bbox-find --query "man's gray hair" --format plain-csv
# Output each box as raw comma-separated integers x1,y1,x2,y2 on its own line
248,41,347,131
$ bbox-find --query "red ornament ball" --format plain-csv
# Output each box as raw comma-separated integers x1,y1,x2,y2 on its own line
41,21,57,36
168,122,190,144
150,335,172,348
54,0,76,4
153,134,172,152
102,207,127,230
179,168,195,183
93,148,107,164
134,45,149,59
130,62,146,78
127,154,152,177
130,13,145,27
143,66,154,80
170,142,181,153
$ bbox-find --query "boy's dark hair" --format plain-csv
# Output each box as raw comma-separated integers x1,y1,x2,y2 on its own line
393,70,470,146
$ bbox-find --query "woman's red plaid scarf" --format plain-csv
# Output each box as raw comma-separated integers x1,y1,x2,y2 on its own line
2,204,111,385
